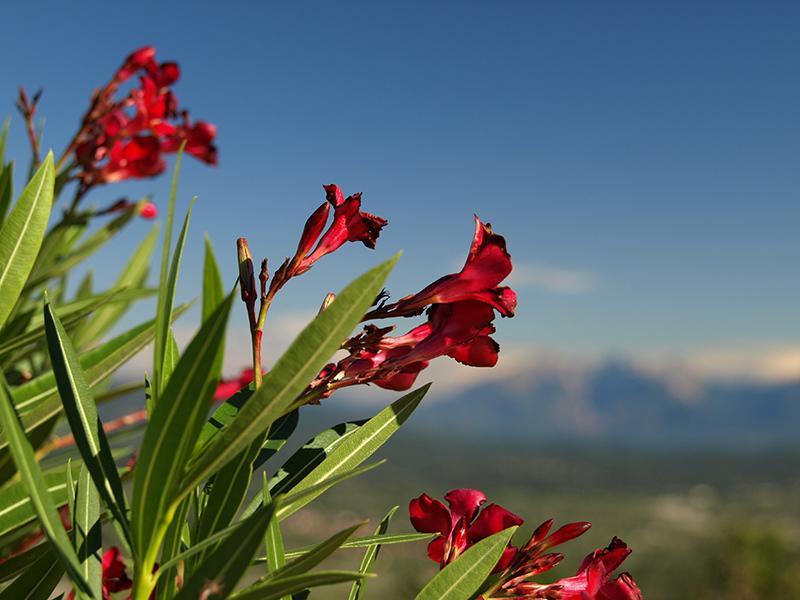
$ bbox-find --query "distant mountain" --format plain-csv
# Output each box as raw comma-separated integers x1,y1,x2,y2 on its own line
397,360,800,448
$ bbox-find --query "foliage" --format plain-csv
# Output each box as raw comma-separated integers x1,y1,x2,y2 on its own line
0,47,642,600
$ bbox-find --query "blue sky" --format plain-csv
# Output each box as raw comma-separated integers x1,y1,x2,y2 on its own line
2,1,798,377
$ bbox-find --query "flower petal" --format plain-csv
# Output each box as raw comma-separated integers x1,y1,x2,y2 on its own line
409,494,452,536
467,503,523,544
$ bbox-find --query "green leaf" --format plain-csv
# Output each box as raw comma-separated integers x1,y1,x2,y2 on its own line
231,571,369,600
262,476,285,579
74,464,102,599
0,153,54,329
414,527,518,600
180,255,399,498
349,506,398,600
158,463,384,575
271,522,362,580
153,150,187,397
0,118,8,165
202,234,225,321
0,160,12,224
175,498,279,600
0,287,155,358
156,497,191,600
0,375,92,595
0,544,64,600
74,223,159,348
280,532,434,561
2,305,189,451
0,459,75,541
132,292,233,565
276,385,428,520
0,540,51,583
43,301,131,541
239,417,362,521
26,201,141,288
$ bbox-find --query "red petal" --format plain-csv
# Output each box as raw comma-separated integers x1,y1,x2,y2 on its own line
446,335,499,367
597,573,644,600
493,545,519,573
467,503,523,544
444,489,487,524
541,521,592,551
409,494,452,536
426,536,447,564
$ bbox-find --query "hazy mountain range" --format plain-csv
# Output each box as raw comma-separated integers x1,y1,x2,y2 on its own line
397,360,800,447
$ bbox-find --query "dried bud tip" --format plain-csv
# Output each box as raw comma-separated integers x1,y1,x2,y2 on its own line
237,238,256,303
318,292,336,314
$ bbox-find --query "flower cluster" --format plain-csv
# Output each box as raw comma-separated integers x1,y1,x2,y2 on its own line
410,489,642,599
70,46,217,186
307,215,516,396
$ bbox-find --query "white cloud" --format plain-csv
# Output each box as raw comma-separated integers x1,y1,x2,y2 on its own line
509,263,594,294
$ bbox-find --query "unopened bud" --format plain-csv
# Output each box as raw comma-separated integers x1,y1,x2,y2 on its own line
237,238,256,305
318,292,336,314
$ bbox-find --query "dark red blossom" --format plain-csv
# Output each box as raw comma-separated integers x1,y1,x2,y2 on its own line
367,216,516,319
308,300,500,395
66,547,133,600
72,46,217,188
409,489,523,570
214,368,254,401
553,538,642,600
267,185,387,301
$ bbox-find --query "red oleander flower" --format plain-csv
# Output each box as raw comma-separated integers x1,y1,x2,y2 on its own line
367,216,516,319
409,489,523,570
552,538,642,600
72,46,217,188
66,547,132,600
267,185,387,299
214,368,255,401
308,299,501,396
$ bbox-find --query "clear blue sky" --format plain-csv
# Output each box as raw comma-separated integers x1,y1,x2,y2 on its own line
2,1,798,362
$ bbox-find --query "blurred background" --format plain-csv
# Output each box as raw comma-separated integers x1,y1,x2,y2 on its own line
3,1,799,598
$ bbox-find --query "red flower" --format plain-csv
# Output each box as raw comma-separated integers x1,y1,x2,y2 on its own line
214,368,255,401
310,300,500,395
73,46,217,189
267,185,387,300
367,216,516,319
99,136,165,183
553,538,642,600
66,547,132,600
409,489,523,570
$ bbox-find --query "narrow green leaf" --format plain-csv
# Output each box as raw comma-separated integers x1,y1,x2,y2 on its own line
75,223,159,347
132,292,233,562
74,464,102,599
262,476,285,580
180,255,399,497
153,150,187,398
414,527,518,600
0,460,75,540
0,544,64,600
156,497,191,600
276,385,428,520
271,523,363,580
175,498,279,600
26,201,140,288
0,541,51,583
202,234,225,321
0,118,8,165
0,161,12,224
2,305,189,451
158,463,384,575
277,532,434,561
0,375,92,595
349,506,398,600
0,287,155,358
43,301,131,545
231,571,369,600
0,153,54,329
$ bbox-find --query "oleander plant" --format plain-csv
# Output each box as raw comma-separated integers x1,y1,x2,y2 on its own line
0,47,642,599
